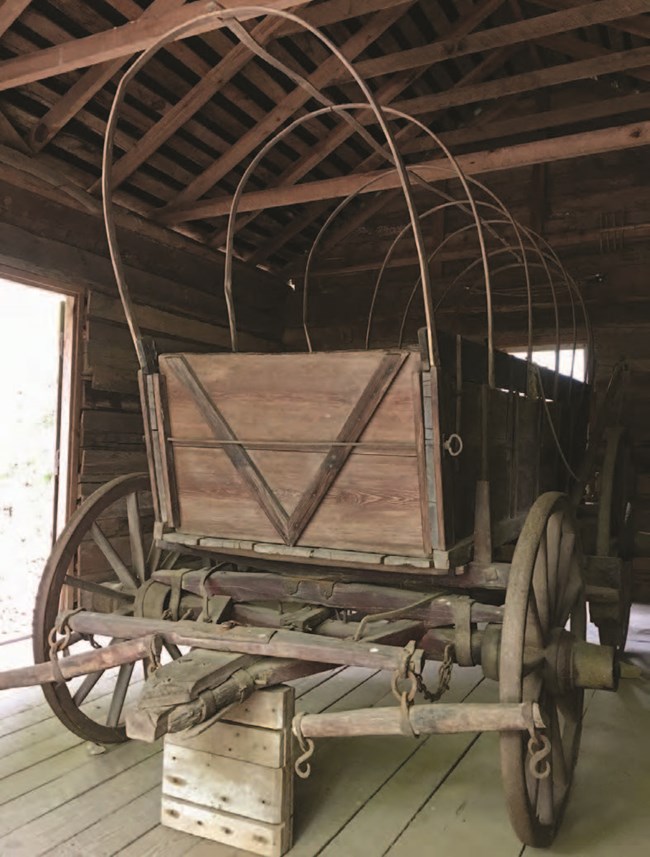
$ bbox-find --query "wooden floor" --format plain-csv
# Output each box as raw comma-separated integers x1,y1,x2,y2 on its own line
0,610,648,857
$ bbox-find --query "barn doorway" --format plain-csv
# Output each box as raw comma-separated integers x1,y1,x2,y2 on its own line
0,278,77,644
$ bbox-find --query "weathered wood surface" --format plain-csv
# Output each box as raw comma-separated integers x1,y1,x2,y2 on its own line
152,568,504,626
0,624,647,856
159,349,432,557
297,701,544,738
162,686,295,855
67,612,426,674
163,744,290,824
0,637,153,690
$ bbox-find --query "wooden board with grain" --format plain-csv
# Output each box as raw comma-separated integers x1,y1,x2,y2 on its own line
158,349,433,558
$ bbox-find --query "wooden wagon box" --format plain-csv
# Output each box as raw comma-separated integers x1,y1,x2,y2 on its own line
145,337,586,574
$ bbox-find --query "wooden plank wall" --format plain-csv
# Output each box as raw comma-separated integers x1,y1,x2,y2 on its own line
0,179,288,518
79,292,282,502
288,150,650,600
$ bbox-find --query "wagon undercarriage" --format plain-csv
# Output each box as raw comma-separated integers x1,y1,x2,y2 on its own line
8,462,622,848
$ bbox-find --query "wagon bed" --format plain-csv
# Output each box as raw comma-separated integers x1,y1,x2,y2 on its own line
146,332,587,577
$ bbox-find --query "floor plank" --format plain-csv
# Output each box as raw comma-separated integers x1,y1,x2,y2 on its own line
526,678,650,855
0,609,646,857
0,752,162,856
53,785,162,857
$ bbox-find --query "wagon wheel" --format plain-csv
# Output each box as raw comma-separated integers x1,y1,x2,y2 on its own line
500,492,586,847
33,473,182,744
592,426,634,650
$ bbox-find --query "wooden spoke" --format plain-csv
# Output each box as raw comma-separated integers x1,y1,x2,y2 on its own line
63,574,134,603
148,543,162,575
161,550,182,570
556,687,583,730
522,670,543,703
72,670,105,706
532,537,550,633
548,703,568,798
163,640,183,661
556,565,583,629
106,662,135,728
126,492,147,584
526,587,545,649
554,529,576,624
545,510,563,620
90,522,138,590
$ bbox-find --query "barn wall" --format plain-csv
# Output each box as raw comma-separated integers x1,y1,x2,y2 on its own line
286,150,650,600
0,176,288,521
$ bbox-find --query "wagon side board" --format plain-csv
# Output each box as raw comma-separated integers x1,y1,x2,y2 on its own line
139,340,589,578
153,349,442,568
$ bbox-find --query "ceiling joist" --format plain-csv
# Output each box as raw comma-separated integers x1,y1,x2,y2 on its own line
0,0,312,91
332,0,650,83
156,120,650,222
0,1,31,40
0,0,647,271
29,0,186,152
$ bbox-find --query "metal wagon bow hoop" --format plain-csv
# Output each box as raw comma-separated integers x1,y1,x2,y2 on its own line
102,6,436,368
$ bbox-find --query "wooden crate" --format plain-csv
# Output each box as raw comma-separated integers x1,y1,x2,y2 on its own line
162,686,295,857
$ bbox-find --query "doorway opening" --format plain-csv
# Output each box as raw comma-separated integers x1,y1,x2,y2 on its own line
0,278,78,643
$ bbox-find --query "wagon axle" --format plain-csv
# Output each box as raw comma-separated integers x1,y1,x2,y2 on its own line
480,623,619,692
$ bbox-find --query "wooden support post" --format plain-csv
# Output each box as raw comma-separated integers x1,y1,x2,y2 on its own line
162,686,295,857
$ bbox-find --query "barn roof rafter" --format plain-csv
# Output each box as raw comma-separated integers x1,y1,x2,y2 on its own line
0,0,646,272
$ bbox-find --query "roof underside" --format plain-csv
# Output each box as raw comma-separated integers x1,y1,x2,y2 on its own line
0,0,648,278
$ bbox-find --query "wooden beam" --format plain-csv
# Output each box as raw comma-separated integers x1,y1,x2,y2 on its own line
215,0,507,252
0,0,311,92
305,222,650,278
401,92,650,156
156,120,650,222
532,0,650,39
0,0,31,39
331,0,650,83
279,0,413,35
391,45,650,117
95,15,288,192
161,5,413,212
535,31,650,85
250,46,514,266
159,46,650,225
29,0,185,152
0,106,29,153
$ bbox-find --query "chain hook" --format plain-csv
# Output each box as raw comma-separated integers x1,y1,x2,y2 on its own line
292,712,315,779
527,730,552,780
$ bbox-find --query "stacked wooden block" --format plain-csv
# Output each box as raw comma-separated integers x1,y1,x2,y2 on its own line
162,685,295,857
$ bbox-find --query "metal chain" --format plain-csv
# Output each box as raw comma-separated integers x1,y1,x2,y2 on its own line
47,607,85,659
416,643,455,703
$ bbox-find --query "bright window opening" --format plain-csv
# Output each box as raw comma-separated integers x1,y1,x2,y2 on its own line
509,347,586,382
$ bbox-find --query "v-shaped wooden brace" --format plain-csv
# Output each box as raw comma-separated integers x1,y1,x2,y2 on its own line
166,352,407,546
